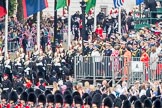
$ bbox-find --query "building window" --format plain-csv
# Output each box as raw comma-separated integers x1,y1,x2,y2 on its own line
100,6,107,15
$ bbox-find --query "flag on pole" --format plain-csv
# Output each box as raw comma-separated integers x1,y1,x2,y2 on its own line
136,0,144,5
22,0,48,18
0,0,7,18
85,0,96,13
113,0,124,8
56,0,70,10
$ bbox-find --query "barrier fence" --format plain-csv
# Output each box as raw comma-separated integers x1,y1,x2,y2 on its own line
74,56,162,87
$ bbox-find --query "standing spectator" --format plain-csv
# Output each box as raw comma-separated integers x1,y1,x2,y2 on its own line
140,47,150,81
148,0,157,24
126,12,134,32
123,46,132,79
139,84,146,97
150,46,158,80
40,32,46,53
95,25,103,39
74,22,79,40
22,34,28,54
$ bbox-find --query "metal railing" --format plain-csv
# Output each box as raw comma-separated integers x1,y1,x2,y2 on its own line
74,56,162,87
133,10,162,30
8,40,19,52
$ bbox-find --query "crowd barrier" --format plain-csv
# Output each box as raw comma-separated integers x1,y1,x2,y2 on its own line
8,40,19,52
74,56,162,87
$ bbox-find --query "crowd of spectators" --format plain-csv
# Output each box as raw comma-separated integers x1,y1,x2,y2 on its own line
1,0,162,107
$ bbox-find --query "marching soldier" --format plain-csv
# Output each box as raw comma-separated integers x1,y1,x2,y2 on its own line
54,93,64,108
64,94,73,108
37,94,46,108
74,95,83,108
46,94,55,108
26,93,37,108
16,92,28,108
7,91,18,108
0,90,8,108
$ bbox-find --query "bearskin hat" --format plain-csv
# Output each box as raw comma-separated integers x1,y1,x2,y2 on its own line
64,94,73,106
38,94,46,105
47,94,54,103
74,95,83,105
20,92,28,102
1,90,8,101
9,91,18,103
28,93,37,104
54,93,63,105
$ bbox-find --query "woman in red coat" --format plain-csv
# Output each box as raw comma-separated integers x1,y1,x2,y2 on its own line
95,25,103,39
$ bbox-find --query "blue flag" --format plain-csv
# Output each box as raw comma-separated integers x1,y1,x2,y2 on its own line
113,0,124,8
22,0,48,18
136,0,144,5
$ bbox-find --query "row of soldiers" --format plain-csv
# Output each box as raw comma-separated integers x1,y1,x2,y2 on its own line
1,82,161,108
0,43,76,92
0,86,115,108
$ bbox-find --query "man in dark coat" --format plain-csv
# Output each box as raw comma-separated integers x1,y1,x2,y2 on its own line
148,0,157,24
22,34,28,54
40,32,46,53
1,73,12,92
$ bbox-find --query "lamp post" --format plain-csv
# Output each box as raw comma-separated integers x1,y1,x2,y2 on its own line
80,0,86,56
52,0,58,53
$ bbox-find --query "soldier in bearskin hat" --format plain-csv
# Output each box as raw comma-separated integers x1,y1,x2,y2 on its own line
0,90,8,107
54,93,63,108
26,92,37,107
17,91,28,108
46,94,55,108
37,94,46,108
7,91,18,107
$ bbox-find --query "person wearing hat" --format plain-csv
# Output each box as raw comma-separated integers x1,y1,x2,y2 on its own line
64,94,73,108
54,93,63,108
26,93,37,108
92,93,102,108
7,91,18,108
84,96,92,108
12,74,24,90
37,94,46,108
46,94,55,108
1,73,12,92
0,90,8,107
74,95,83,108
103,96,113,108
17,92,28,108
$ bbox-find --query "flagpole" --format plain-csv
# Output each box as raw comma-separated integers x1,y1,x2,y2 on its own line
68,6,71,49
5,0,8,58
37,12,41,52
118,7,121,34
93,7,97,31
